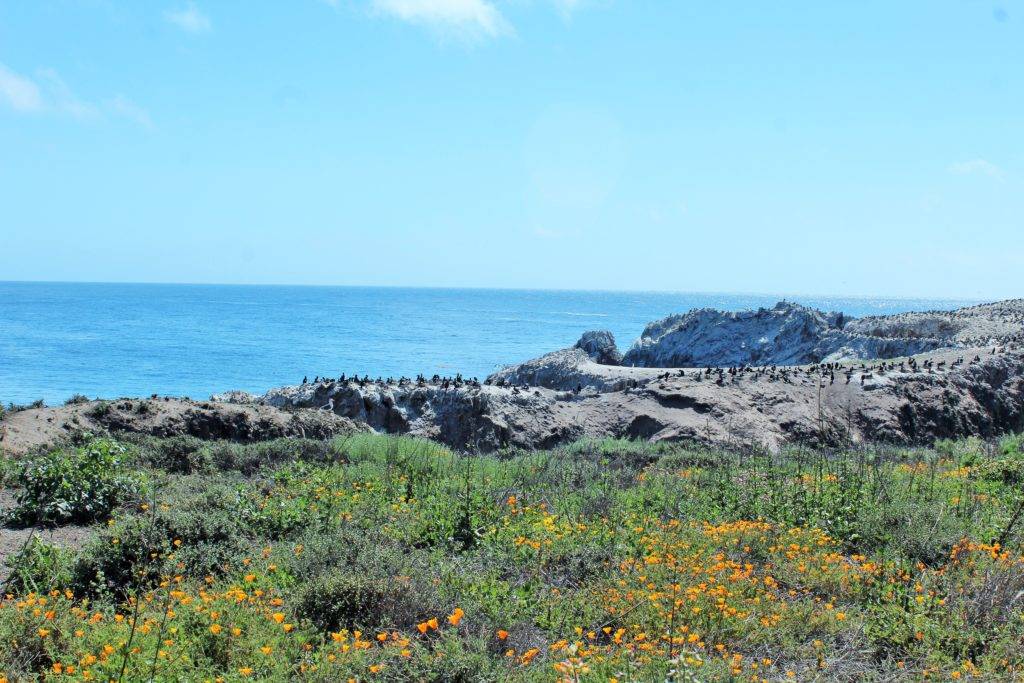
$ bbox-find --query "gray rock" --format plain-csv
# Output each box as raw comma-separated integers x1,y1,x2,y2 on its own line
619,300,1024,368
575,330,622,365
487,331,627,391
250,347,1024,453
210,390,259,404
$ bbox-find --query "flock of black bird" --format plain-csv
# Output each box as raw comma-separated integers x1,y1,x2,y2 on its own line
298,346,1015,405
302,373,482,390
648,347,1012,390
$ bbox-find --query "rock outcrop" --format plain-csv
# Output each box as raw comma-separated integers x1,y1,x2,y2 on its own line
217,346,1024,452
843,299,1024,348
621,299,1024,368
575,331,622,365
224,299,1024,452
487,331,634,392
621,302,933,367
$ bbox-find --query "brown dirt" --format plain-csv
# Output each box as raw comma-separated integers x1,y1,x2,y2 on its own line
0,490,94,585
0,397,369,458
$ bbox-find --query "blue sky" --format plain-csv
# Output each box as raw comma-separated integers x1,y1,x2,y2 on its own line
0,1,1021,299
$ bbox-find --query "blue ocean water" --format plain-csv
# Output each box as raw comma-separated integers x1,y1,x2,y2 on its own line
0,282,979,406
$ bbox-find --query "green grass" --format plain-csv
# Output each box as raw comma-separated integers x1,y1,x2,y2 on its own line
1,432,1023,681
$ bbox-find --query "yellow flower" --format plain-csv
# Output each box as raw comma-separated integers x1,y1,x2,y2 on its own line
260,646,273,655
239,667,253,677
272,612,285,623
209,624,222,635
38,628,50,638
447,607,464,626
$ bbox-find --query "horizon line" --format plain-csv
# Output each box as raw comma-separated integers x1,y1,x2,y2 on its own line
0,279,994,304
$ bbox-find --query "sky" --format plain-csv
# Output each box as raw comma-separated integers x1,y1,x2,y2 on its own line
0,1,1021,299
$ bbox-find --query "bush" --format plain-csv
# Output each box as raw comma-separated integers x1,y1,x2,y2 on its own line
3,399,45,414
2,537,75,594
71,484,248,597
7,439,145,526
144,434,212,474
208,438,340,474
285,526,443,632
293,571,398,632
335,433,455,473
999,433,1024,456
935,436,986,466
64,394,90,406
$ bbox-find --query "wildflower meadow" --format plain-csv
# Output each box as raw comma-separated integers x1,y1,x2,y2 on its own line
2,432,1023,681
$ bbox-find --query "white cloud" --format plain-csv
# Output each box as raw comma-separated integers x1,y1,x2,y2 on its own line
372,0,510,40
0,63,153,129
0,62,44,112
948,159,1005,181
107,94,156,130
36,68,101,120
359,0,598,40
165,2,212,34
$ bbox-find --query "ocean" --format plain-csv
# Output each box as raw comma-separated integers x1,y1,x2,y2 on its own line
0,282,978,406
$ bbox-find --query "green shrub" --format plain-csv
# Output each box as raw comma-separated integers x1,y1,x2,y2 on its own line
2,537,75,594
935,436,986,465
146,434,212,474
999,433,1023,456
87,401,112,418
293,571,398,632
3,399,45,414
64,394,90,406
72,484,248,597
335,433,455,473
281,524,365,578
208,438,340,474
284,526,443,632
7,438,145,526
